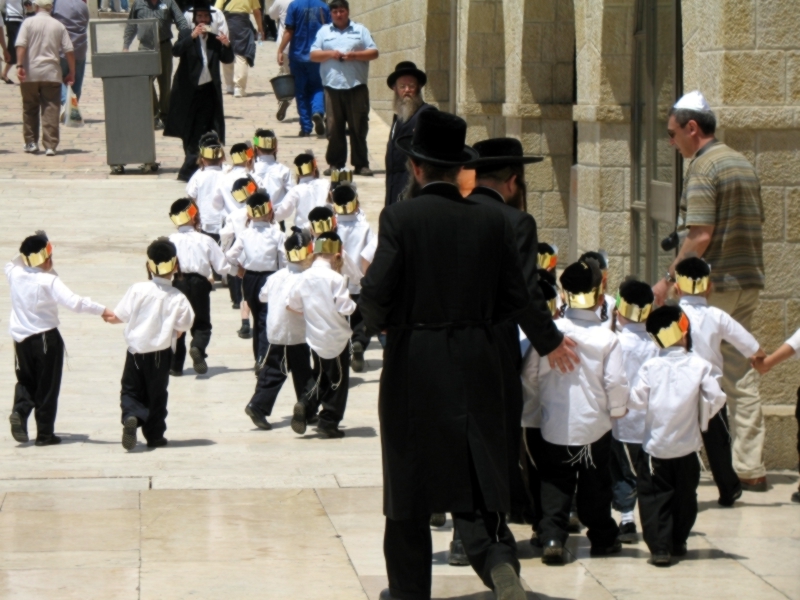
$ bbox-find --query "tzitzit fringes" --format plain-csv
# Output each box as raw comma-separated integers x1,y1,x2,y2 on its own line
522,431,538,470
280,346,289,376
649,455,655,476
331,356,343,391
42,333,47,355
623,443,638,477
566,444,595,469
696,451,708,472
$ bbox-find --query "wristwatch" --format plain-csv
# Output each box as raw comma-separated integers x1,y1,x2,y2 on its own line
664,271,675,283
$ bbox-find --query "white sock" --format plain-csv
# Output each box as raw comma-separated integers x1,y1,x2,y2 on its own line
621,511,635,525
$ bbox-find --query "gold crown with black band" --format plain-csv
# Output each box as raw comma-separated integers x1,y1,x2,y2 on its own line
331,169,353,185
232,179,258,203
199,145,224,160
247,198,272,219
616,294,653,323
313,238,342,255
253,134,276,150
538,252,557,271
231,147,254,165
170,203,198,226
288,242,314,263
310,216,336,234
295,159,315,177
676,273,710,295
563,288,599,310
147,257,177,276
333,193,358,215
22,241,53,268
649,313,690,349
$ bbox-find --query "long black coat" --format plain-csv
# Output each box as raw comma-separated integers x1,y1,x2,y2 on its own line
164,31,233,144
359,182,530,520
384,103,436,206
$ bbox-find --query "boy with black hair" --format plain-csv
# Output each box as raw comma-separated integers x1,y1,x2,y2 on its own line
6,233,111,446
226,191,286,371
253,129,294,207
273,153,332,229
632,305,726,566
245,227,314,430
218,142,261,213
287,231,356,438
107,239,195,450
578,250,616,329
186,131,227,242
521,258,628,564
675,256,764,506
168,199,232,375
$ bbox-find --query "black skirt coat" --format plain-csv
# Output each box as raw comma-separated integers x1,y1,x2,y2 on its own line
384,103,436,207
164,31,234,144
359,182,530,520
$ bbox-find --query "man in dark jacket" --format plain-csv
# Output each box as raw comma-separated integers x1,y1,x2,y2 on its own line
360,110,529,600
164,1,233,181
384,61,435,206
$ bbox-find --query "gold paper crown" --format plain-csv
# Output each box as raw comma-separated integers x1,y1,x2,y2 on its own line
147,256,177,276
538,253,557,270
287,243,313,263
232,179,258,203
310,216,336,234
253,134,276,150
22,241,53,268
676,274,710,295
170,204,198,226
313,238,342,255
199,145,223,160
563,289,599,310
247,199,272,219
231,147,254,165
616,294,653,323
649,313,690,349
331,169,353,184
295,160,315,176
333,196,358,215
546,298,558,316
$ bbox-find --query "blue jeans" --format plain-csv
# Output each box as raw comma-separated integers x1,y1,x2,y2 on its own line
60,58,86,104
289,57,324,133
610,439,640,513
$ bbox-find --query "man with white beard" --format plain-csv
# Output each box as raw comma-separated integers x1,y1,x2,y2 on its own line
384,61,435,206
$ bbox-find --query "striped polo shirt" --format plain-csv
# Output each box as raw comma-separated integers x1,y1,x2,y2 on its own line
681,141,765,292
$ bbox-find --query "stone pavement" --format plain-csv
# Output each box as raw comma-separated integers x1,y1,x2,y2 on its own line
0,35,799,600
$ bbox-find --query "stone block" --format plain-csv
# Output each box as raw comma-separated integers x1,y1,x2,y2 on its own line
521,24,543,63
788,299,800,334
527,191,544,224
576,206,602,253
523,0,556,23
541,119,573,155
599,167,625,212
787,51,800,106
697,0,756,51
465,67,493,104
760,186,785,242
786,188,800,242
600,56,632,106
721,129,757,164
521,62,553,104
426,13,451,42
526,156,555,192
751,299,786,355
482,34,506,67
762,242,800,298
755,131,800,186
605,255,626,295
553,62,574,103
519,123,544,155
756,0,800,49
601,5,632,56
598,124,631,168
721,51,786,106
577,121,600,166
575,164,599,210
762,406,799,469
599,211,630,257
468,1,498,35
542,191,569,228
576,45,601,105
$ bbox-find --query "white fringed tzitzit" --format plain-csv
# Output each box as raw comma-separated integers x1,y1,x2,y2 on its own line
523,432,538,470
649,454,655,476
623,443,638,477
566,444,595,469
331,356,343,391
280,346,290,377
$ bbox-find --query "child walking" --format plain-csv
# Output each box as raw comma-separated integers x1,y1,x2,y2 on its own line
186,131,227,242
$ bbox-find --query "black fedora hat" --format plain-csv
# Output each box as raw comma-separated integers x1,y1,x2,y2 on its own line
468,138,543,170
386,61,427,89
395,110,479,167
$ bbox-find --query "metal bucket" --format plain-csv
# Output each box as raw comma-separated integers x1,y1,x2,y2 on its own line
270,75,296,101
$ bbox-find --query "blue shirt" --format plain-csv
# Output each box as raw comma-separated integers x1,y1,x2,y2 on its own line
284,0,330,62
310,21,377,90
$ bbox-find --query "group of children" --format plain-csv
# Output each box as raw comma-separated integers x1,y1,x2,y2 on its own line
519,244,799,567
6,128,377,449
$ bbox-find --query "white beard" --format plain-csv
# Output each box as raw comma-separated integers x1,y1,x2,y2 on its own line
394,93,424,124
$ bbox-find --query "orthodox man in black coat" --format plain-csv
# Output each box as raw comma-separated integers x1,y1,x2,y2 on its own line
384,61,436,207
164,0,234,182
360,110,530,600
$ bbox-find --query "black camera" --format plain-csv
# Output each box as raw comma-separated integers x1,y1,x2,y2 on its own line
661,231,680,252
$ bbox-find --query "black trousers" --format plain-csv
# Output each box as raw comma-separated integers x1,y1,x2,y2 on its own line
384,451,519,600
636,450,700,554
242,270,272,362
523,427,545,534
120,348,172,443
323,84,370,169
701,405,742,503
348,294,370,349
250,343,313,415
229,274,243,305
179,82,217,181
172,273,213,371
13,328,64,437
302,347,350,427
610,439,641,513
532,430,619,548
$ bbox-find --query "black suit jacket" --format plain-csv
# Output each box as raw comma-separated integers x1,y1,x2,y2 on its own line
384,103,436,206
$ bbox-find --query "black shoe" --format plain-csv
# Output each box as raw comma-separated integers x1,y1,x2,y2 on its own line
378,590,400,600
792,490,800,504
245,405,272,430
213,272,222,282
541,539,563,564
189,346,208,374
354,166,374,176
316,422,345,438
490,563,526,600
237,323,252,339
147,437,168,448
298,129,311,137
718,488,743,507
276,99,290,122
566,511,582,533
430,513,446,528
448,538,470,566
122,415,138,450
169,369,183,377
351,341,365,372
312,112,325,135
291,402,307,434
34,434,61,446
508,505,535,525
673,543,688,557
652,551,671,566
307,414,319,425
618,521,637,544
9,412,29,443
232,302,241,309
590,539,622,556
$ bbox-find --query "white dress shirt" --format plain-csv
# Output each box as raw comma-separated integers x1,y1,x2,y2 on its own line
679,295,760,381
5,257,105,343
612,322,660,444
521,308,629,446
260,264,306,346
197,34,212,86
219,206,250,252
169,227,232,278
273,177,332,229
786,328,800,354
268,0,291,43
113,277,195,354
254,155,294,208
217,166,262,215
629,347,726,459
186,165,225,234
336,211,374,294
287,258,356,359
361,234,378,265
226,222,287,272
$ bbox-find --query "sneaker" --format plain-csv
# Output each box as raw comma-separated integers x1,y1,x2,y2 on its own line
316,422,345,438
311,112,325,135
233,87,243,98
541,539,564,564
24,142,39,153
122,415,138,450
351,341,365,372
354,166,374,176
489,563,526,600
70,108,83,123
448,538,470,566
225,86,234,95
590,539,622,556
429,513,446,528
652,551,671,566
298,129,311,137
9,412,29,443
45,148,55,157
189,346,208,375
146,437,168,448
291,402,307,434
276,99,290,121
237,322,252,339
245,404,272,430
618,521,637,544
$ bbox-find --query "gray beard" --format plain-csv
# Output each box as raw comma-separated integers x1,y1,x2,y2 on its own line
394,94,424,124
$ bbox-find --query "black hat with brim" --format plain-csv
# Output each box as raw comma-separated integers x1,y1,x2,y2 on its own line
395,110,478,167
468,138,543,171
387,61,427,89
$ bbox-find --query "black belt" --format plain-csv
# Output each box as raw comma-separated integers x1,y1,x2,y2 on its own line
245,269,275,276
183,272,209,280
392,319,492,331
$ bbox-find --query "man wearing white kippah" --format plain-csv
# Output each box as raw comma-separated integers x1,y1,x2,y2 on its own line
653,90,767,492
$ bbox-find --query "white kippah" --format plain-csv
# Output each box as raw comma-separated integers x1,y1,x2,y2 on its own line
673,90,711,112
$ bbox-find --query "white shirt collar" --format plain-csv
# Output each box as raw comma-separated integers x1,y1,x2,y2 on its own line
205,165,223,171
177,225,195,233
336,212,359,222
299,175,314,184
252,221,271,229
621,321,648,333
565,308,602,323
152,276,173,287
679,295,707,306
659,346,688,357
257,155,277,165
311,257,333,270
287,262,304,273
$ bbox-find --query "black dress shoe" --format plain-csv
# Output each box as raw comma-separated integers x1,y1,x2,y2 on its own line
291,402,307,434
237,323,252,339
316,423,345,438
541,539,564,564
672,543,688,557
618,521,637,543
189,346,208,374
490,563,526,600
169,369,183,377
298,129,311,137
566,511,582,533
34,434,61,446
590,539,622,556
232,302,241,309
307,414,319,425
791,490,800,503
122,415,138,450
529,532,542,548
9,412,29,443
652,551,671,566
245,405,272,430
354,166,374,176
430,513,446,527
147,438,168,448
718,488,742,507
378,590,400,600
448,538,469,566
351,341,365,372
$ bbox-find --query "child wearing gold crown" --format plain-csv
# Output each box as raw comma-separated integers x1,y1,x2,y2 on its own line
630,305,726,566
106,239,195,450
273,153,332,229
217,141,262,213
186,131,228,243
252,129,294,211
6,233,112,446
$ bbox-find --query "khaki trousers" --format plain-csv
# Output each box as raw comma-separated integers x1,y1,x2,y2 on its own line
708,288,766,479
21,81,61,150
223,55,249,92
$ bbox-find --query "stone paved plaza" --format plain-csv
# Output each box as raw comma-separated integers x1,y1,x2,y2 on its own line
0,38,798,600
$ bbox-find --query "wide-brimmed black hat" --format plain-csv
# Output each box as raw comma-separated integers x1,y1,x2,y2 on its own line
386,61,427,89
468,138,543,171
395,110,478,167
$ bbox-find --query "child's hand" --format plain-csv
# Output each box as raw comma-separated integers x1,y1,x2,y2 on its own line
751,356,769,375
102,308,122,324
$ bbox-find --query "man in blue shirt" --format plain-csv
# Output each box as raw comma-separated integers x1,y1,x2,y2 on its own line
310,0,378,175
277,0,329,137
